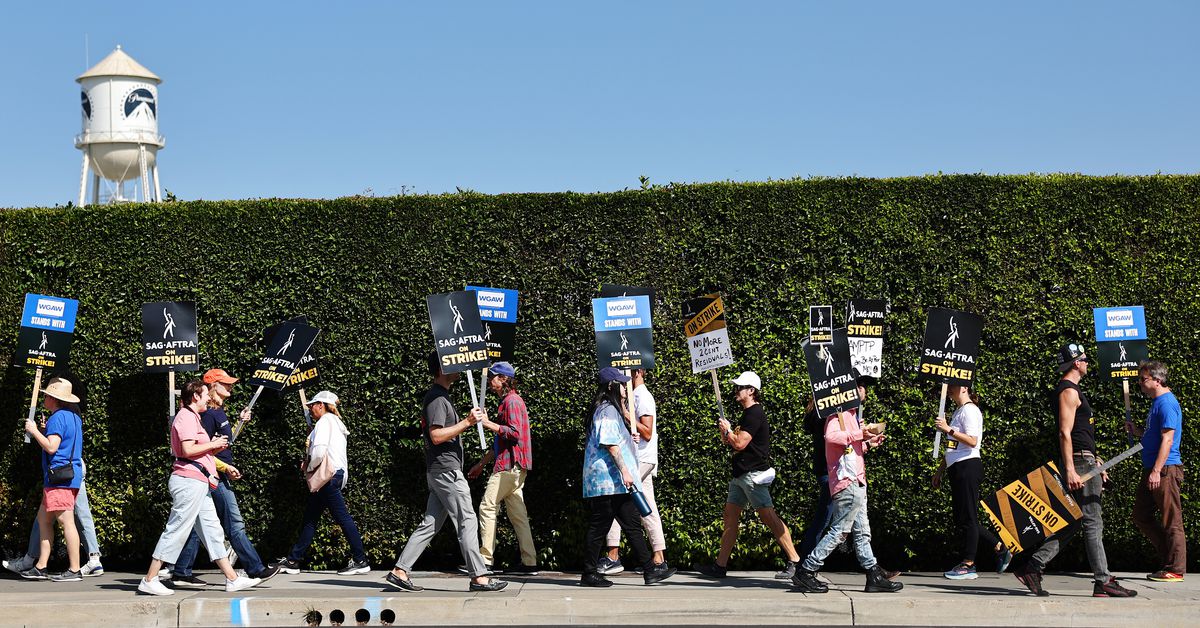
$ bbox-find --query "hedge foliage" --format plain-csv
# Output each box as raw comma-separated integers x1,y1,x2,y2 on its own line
0,175,1196,574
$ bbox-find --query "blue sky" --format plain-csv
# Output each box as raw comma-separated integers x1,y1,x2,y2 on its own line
2,1,1196,208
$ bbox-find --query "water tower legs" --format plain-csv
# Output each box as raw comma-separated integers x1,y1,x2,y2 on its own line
92,175,100,205
152,165,162,202
78,151,90,207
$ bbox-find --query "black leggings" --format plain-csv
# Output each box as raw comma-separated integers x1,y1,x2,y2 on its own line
948,458,1000,563
583,494,652,574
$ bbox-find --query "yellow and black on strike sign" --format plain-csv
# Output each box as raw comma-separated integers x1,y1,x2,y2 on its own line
803,328,859,420
246,320,320,390
428,291,490,374
980,461,1082,555
265,317,321,393
141,301,200,373
916,307,982,386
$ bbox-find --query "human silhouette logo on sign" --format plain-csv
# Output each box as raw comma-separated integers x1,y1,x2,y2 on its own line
163,308,176,339
277,329,295,356
450,298,465,334
620,332,629,351
945,317,959,349
39,332,47,351
819,345,834,376
1119,342,1127,361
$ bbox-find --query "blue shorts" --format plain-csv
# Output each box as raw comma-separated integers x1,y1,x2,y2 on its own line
726,472,773,509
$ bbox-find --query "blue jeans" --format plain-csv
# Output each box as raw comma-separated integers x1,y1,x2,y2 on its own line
798,475,833,560
288,470,366,563
173,478,265,576
801,482,877,571
27,478,101,559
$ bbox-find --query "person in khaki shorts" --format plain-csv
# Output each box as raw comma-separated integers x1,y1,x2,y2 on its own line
468,361,539,574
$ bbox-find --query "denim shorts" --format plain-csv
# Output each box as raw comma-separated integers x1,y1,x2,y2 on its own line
727,472,774,509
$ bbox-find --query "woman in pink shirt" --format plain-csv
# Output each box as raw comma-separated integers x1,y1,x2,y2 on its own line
137,380,261,596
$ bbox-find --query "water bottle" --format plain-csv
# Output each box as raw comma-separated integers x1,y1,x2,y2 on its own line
630,484,653,517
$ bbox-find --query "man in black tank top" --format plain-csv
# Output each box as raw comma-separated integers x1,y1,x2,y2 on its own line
1014,343,1136,598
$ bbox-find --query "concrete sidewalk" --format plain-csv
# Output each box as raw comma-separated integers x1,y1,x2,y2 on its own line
0,568,1193,627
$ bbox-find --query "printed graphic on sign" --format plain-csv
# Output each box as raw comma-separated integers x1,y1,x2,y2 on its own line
265,317,321,393
1092,306,1147,342
980,461,1082,555
593,295,654,370
1096,339,1148,381
683,294,734,373
14,327,72,370
809,305,833,345
803,329,859,419
21,293,79,333
141,302,199,373
428,291,490,374
467,286,519,362
846,299,887,378
600,284,654,299
246,321,320,390
917,308,982,385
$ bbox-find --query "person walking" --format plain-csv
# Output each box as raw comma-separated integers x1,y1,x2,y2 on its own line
1129,360,1186,582
791,379,902,594
138,380,261,595
695,372,802,580
386,352,507,592
932,384,1011,579
274,391,370,576
169,369,282,586
18,378,85,582
598,367,668,575
579,368,675,587
467,361,539,574
1012,343,1136,598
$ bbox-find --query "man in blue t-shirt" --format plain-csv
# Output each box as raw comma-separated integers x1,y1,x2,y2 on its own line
1129,360,1186,582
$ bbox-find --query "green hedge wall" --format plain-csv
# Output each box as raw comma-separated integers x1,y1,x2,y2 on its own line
0,175,1196,574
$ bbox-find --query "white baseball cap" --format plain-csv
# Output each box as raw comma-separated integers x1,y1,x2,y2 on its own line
731,371,762,391
308,390,339,406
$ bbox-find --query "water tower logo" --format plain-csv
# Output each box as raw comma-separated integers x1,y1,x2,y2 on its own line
80,92,91,120
123,88,157,120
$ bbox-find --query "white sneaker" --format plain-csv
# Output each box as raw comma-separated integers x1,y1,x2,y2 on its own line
225,575,261,592
158,566,173,580
81,556,105,577
3,555,34,575
138,577,174,596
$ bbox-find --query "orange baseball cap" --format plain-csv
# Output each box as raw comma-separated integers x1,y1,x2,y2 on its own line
202,368,239,385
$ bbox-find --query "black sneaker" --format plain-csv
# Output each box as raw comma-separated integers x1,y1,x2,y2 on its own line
50,569,82,582
643,562,676,585
864,565,903,593
1094,577,1137,598
384,571,423,592
774,560,799,580
791,568,828,593
1014,565,1050,597
469,578,509,592
272,558,301,575
251,564,283,583
580,572,613,587
337,559,370,576
19,565,48,580
505,564,540,576
172,574,208,588
695,563,728,579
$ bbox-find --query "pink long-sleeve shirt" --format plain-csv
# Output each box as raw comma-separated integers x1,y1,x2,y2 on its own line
824,407,867,496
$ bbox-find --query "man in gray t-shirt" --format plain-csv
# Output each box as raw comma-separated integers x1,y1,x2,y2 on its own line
387,353,507,593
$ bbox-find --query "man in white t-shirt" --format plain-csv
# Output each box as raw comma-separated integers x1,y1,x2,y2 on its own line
598,368,666,573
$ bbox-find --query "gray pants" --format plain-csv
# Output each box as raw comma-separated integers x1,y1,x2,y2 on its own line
394,468,488,577
1028,454,1111,583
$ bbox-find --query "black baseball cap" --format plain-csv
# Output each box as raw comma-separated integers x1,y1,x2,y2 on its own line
1057,342,1088,372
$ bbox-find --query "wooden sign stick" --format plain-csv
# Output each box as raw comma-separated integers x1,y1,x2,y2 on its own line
623,369,636,433
230,385,266,443
709,369,727,425
23,367,44,443
298,387,312,428
931,382,949,460
167,371,177,422
466,369,486,449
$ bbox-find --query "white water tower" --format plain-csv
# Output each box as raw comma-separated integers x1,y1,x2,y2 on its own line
75,46,164,206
